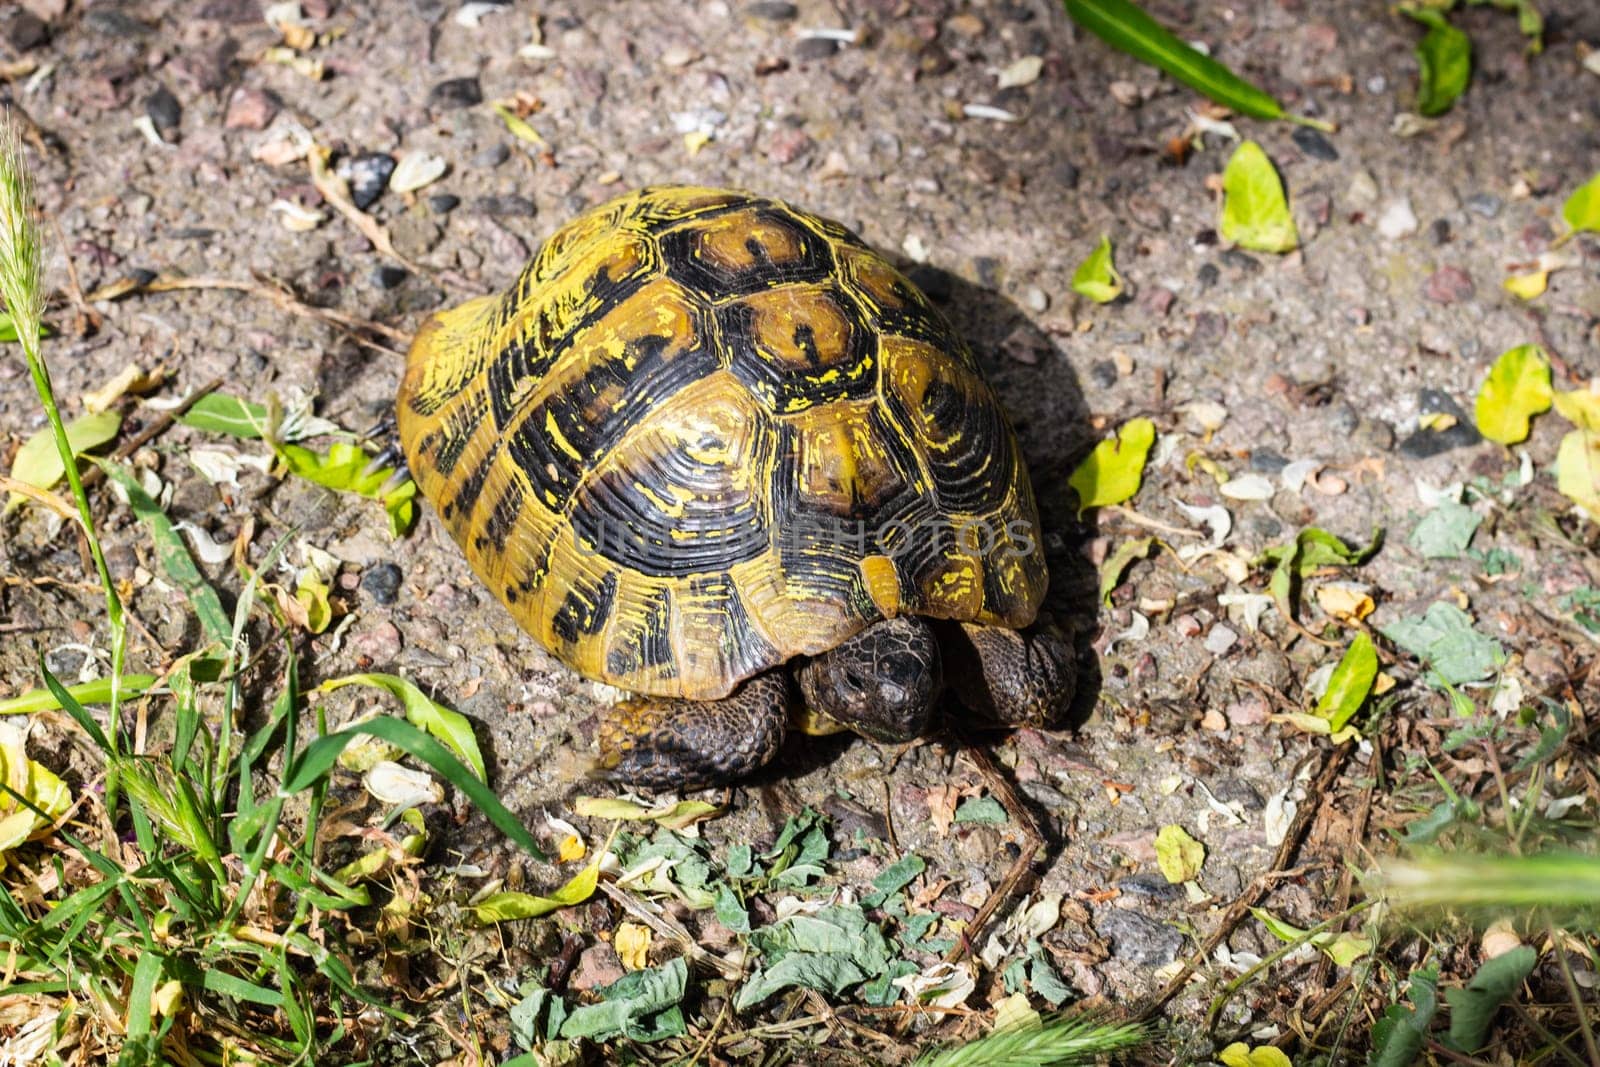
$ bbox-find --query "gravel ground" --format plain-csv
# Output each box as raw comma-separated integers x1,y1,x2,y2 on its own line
2,0,1598,1063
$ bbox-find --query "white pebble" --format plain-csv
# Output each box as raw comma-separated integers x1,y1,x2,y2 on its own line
1377,197,1418,240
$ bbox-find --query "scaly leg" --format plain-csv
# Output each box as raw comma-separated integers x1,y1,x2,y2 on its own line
592,672,790,791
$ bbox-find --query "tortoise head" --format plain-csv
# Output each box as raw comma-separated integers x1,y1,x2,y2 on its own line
795,616,942,743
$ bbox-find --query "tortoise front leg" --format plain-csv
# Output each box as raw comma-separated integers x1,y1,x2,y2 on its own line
592,672,790,791
947,622,1076,728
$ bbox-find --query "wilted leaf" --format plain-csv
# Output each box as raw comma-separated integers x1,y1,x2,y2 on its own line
1220,140,1298,253
1316,633,1377,733
1257,526,1381,621
1069,417,1155,515
0,725,72,859
1406,8,1472,116
1553,387,1600,430
1443,946,1536,1053
1314,583,1373,622
7,410,121,508
317,673,486,781
293,568,335,634
558,957,688,1043
1474,344,1551,444
1154,824,1204,884
1381,602,1505,687
362,760,443,807
1099,537,1155,605
1071,234,1123,303
1503,270,1548,301
275,441,416,537
491,102,545,146
862,853,925,909
1563,170,1600,235
1556,429,1600,515
473,858,601,922
1409,500,1481,560
615,922,652,970
571,796,723,831
1250,906,1372,966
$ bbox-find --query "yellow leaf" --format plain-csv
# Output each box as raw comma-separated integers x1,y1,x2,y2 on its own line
1417,412,1457,432
472,857,602,923
0,727,71,862
1474,344,1552,444
1553,386,1600,431
1154,824,1205,884
684,130,712,156
1220,140,1299,253
1314,584,1374,622
1219,1042,1294,1067
557,834,587,863
615,922,652,970
294,569,334,634
571,795,723,830
1068,417,1155,515
1503,270,1549,301
490,102,545,146
1071,234,1124,303
1556,428,1600,515
152,980,185,1019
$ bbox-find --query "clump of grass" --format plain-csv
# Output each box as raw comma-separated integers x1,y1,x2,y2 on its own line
911,1014,1147,1067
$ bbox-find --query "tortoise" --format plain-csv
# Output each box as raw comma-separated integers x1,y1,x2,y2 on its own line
396,185,1074,790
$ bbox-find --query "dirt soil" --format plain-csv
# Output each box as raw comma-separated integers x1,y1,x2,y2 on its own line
2,0,1599,1064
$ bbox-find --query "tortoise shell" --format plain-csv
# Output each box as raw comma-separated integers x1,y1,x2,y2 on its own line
397,186,1046,700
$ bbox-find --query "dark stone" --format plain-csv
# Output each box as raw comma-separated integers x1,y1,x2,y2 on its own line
343,153,395,211
1094,909,1185,966
998,1,1035,21
973,256,1002,288
475,195,536,218
1249,450,1289,474
1196,262,1220,288
1054,160,1080,190
6,10,49,51
429,76,483,110
1089,360,1118,389
1207,778,1265,810
746,0,798,19
473,143,510,168
85,9,149,35
1399,389,1483,459
1465,193,1502,219
795,37,839,60
362,562,402,605
1219,248,1262,274
428,193,460,214
905,265,954,303
1291,126,1339,161
197,0,265,23
1116,874,1183,901
145,87,182,137
1429,218,1452,245
371,266,408,290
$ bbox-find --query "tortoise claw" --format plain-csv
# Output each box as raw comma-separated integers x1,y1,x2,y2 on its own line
594,673,790,791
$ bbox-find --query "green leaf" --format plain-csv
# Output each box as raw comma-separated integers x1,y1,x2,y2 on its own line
473,859,600,922
316,673,486,782
559,957,688,1043
734,952,867,1011
1249,907,1372,967
1068,417,1155,516
98,462,232,645
0,674,158,716
175,393,268,438
1220,140,1298,253
1474,344,1552,444
275,440,416,537
862,853,925,909
1370,965,1439,1067
1381,602,1505,687
1062,0,1289,121
1316,633,1378,732
713,883,750,934
1443,946,1536,1053
0,313,50,343
1071,235,1124,303
1098,536,1155,606
1556,428,1600,515
6,409,121,507
953,795,1010,825
1256,526,1382,621
1563,171,1600,235
1405,8,1472,116
1154,824,1204,883
1408,500,1482,560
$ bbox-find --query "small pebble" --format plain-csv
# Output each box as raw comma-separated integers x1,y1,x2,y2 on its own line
1054,160,1080,190
476,195,536,218
1142,286,1175,316
1095,909,1185,967
1377,197,1418,239
428,193,461,214
362,562,403,605
343,153,396,211
473,143,510,168
1021,286,1048,313
1291,126,1339,161
1429,218,1452,245
428,76,483,110
1365,74,1387,94
1423,266,1475,304
1203,624,1239,656
145,86,182,139
1196,262,1220,289
1219,248,1261,275
5,10,49,51
1464,192,1502,219
1117,874,1182,901
1089,360,1118,389
370,266,408,290
1250,450,1289,473
794,37,838,60
745,0,797,19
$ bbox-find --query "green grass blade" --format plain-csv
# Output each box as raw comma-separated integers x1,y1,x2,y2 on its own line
316,672,487,781
97,461,231,644
37,657,112,750
285,716,544,859
912,1013,1147,1066
122,951,165,1053
0,673,158,716
1063,0,1308,124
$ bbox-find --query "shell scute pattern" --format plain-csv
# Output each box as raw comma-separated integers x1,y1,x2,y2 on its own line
397,187,1046,700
